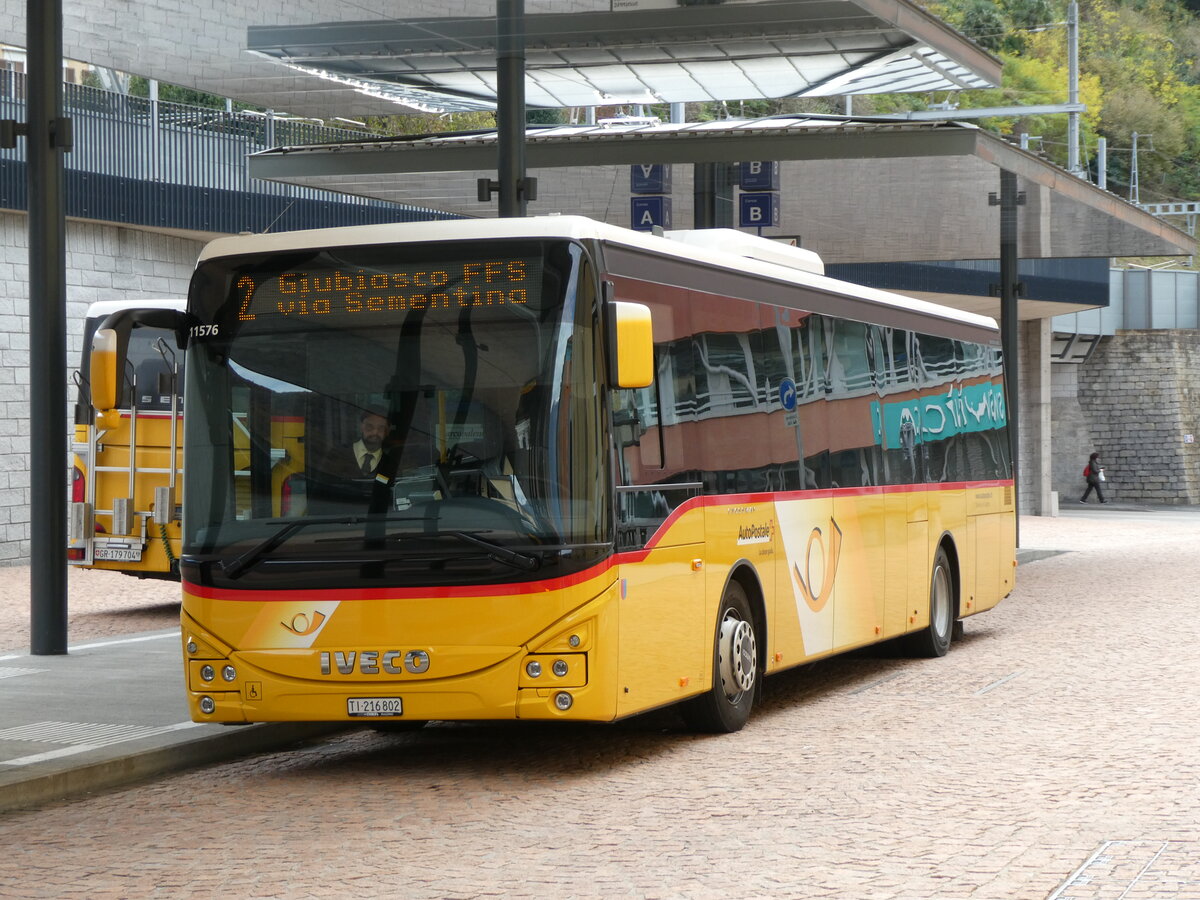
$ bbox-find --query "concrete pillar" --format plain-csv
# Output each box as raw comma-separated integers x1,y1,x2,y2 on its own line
1019,318,1054,515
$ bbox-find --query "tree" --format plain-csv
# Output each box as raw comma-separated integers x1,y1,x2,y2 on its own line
958,0,1011,51
926,0,1200,204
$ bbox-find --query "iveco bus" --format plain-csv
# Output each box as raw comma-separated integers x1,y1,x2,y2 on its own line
89,216,1015,732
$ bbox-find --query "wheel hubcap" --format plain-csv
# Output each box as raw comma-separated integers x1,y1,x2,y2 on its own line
718,612,756,699
931,563,951,639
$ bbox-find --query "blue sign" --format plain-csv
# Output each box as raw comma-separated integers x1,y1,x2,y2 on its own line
630,164,673,194
631,196,673,231
778,378,798,412
739,192,780,228
739,161,780,191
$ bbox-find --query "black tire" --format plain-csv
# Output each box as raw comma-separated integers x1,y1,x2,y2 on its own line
681,579,758,733
903,545,955,658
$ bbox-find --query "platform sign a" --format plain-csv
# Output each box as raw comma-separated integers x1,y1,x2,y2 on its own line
739,161,780,191
739,192,780,228
630,164,672,194
632,196,673,231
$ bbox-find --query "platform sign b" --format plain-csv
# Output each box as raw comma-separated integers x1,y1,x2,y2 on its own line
739,192,780,228
739,161,780,191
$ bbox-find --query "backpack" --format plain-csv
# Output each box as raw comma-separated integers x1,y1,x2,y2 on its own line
1083,463,1091,477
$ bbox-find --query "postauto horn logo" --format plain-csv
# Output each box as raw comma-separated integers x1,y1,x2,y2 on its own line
792,519,843,613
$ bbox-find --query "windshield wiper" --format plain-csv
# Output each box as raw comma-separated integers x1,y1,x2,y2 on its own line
221,519,542,579
447,531,541,572
222,516,367,579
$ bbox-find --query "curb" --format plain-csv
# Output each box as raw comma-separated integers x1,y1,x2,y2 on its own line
0,722,347,815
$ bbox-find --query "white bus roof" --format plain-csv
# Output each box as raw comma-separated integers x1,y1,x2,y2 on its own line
197,216,997,336
85,298,186,319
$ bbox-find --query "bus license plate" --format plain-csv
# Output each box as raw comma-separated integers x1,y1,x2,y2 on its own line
94,546,142,562
347,697,403,717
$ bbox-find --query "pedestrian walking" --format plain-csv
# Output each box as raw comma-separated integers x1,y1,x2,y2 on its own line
1080,451,1107,503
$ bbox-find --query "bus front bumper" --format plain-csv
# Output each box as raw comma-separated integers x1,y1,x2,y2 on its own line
181,609,615,725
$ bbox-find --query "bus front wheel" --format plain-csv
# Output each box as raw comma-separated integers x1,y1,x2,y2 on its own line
682,579,758,733
903,545,955,658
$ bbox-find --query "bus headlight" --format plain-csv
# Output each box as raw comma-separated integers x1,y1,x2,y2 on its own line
526,660,542,678
200,665,215,682
221,665,237,682
552,660,568,677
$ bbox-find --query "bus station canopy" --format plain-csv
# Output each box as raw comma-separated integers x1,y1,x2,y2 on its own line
0,1,1001,120
249,117,1195,265
244,0,1002,113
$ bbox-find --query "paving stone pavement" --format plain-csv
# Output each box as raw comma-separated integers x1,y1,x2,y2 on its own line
1,506,1199,899
0,566,179,652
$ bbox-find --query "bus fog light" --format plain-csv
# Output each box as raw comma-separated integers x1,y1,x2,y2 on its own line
526,660,542,678
198,696,216,715
552,660,568,677
554,692,573,711
221,665,237,682
199,665,215,682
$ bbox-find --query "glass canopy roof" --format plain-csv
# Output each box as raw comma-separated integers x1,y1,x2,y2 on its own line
247,0,1001,113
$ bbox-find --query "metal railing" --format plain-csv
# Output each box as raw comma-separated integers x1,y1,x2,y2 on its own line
0,71,454,233
1052,267,1200,339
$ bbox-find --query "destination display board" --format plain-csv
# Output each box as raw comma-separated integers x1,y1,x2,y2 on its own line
230,256,544,325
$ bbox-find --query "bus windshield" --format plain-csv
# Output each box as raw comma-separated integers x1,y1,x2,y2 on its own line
181,238,610,589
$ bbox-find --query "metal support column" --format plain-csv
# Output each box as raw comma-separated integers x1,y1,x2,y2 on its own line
496,0,527,217
1066,0,1081,176
693,162,733,229
28,0,71,654
996,170,1023,544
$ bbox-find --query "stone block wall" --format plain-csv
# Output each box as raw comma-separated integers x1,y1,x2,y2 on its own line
0,212,202,564
1050,359,1091,500
1052,329,1200,504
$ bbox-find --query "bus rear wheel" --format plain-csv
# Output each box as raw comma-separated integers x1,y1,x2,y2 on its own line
682,579,758,733
903,545,954,658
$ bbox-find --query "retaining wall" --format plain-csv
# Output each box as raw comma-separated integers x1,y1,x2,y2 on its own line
1052,329,1200,504
0,212,200,563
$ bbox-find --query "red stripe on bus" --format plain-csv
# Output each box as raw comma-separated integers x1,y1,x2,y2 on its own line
184,479,1011,603
632,479,1013,552
183,558,620,602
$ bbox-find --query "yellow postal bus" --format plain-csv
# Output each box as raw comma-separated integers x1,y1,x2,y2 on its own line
69,299,186,578
90,216,1014,731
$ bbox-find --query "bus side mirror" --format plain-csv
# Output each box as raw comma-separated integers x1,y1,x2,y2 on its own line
609,301,654,389
90,327,120,413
